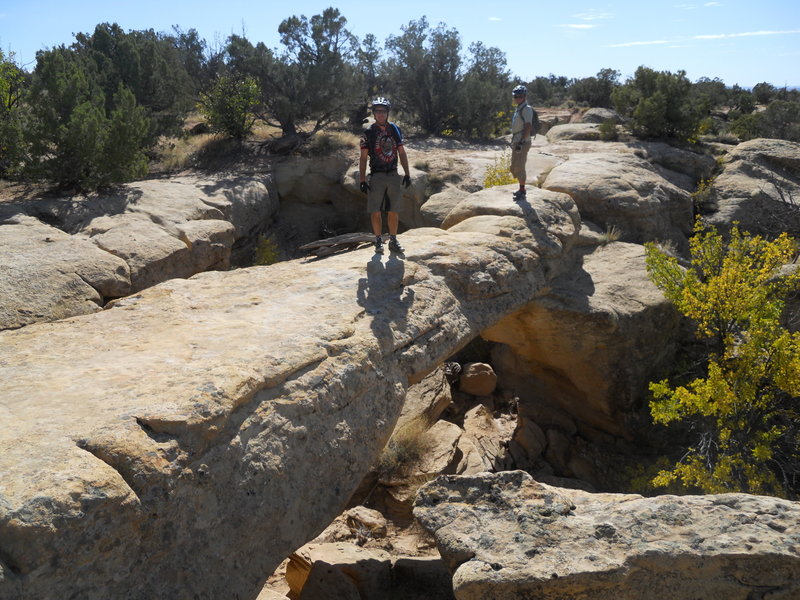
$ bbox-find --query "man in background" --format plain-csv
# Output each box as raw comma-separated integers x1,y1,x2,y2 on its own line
510,85,537,201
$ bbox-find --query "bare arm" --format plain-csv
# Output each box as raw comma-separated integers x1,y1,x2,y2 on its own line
359,147,368,182
398,145,410,176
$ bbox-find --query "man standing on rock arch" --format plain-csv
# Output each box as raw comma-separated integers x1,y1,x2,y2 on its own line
510,84,537,201
359,97,411,255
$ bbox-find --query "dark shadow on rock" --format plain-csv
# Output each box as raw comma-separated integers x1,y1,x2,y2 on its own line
0,187,144,234
356,252,415,349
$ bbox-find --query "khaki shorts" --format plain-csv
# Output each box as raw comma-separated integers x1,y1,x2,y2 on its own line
367,171,404,213
510,139,532,181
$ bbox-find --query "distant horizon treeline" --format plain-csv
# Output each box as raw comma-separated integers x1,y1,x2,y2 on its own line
1,7,799,191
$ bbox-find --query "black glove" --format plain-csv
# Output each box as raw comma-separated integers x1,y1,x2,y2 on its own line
402,174,411,188
360,181,370,194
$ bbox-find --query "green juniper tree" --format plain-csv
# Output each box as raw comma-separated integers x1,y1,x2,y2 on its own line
226,7,362,138
384,17,461,135
0,49,27,177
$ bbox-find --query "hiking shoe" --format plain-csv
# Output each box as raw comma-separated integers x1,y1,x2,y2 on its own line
388,238,404,253
374,237,384,254
512,189,526,201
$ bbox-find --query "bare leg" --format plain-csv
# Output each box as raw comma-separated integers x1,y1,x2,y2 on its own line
386,212,399,236
371,212,383,237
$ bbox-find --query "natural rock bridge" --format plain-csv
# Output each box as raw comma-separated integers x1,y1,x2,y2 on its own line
0,186,578,599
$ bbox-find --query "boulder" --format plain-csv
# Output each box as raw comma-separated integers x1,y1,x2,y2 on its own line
421,186,471,228
287,543,391,599
545,123,602,142
542,151,693,249
414,470,800,600
396,365,452,432
458,362,497,396
705,138,800,237
0,175,279,329
461,404,514,472
580,108,624,124
0,185,580,600
86,213,234,291
0,215,131,330
344,506,388,539
630,141,716,184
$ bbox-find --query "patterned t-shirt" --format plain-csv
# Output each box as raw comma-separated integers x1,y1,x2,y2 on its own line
360,122,404,173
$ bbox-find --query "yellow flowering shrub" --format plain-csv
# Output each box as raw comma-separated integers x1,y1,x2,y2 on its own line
645,219,800,497
483,151,516,188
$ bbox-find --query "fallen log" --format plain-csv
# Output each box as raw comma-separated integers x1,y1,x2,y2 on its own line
299,233,380,257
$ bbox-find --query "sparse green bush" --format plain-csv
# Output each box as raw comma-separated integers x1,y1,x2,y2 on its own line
199,74,259,140
598,119,618,141
691,178,717,214
253,234,281,266
612,67,703,141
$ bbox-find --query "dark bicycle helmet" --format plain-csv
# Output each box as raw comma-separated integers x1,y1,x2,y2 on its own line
512,85,527,97
371,97,391,110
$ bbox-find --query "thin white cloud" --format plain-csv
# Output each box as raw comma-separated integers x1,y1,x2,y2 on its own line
609,28,800,48
607,39,670,47
573,10,613,21
704,2,722,6
560,24,598,30
694,29,800,39
488,17,502,22
675,3,697,9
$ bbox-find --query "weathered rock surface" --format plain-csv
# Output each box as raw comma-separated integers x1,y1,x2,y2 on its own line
543,151,694,249
706,138,800,237
414,470,800,600
0,175,278,330
421,186,471,228
545,123,602,142
580,108,625,124
0,186,579,600
0,215,130,329
483,242,682,437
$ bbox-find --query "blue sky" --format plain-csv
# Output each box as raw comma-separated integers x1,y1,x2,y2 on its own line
1,1,798,88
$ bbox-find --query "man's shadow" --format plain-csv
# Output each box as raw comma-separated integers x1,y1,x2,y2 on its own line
356,252,414,350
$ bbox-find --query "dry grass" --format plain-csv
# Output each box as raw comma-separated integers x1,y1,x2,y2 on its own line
599,224,622,244
306,130,360,156
153,133,219,172
376,416,432,481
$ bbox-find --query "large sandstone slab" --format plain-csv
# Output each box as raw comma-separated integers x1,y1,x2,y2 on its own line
414,471,800,600
0,186,579,600
0,175,278,330
542,152,693,249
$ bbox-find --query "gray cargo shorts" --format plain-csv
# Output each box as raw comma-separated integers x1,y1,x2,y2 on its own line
367,171,404,213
